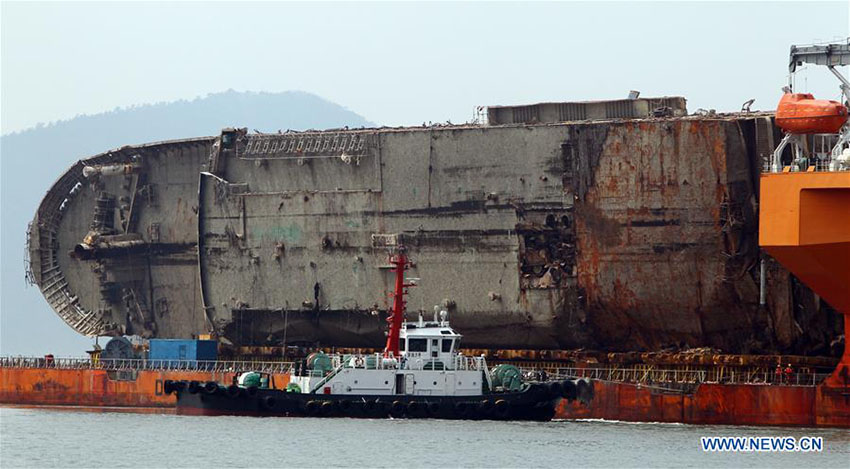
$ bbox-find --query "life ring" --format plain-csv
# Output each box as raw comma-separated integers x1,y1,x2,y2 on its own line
354,356,365,368
226,384,241,398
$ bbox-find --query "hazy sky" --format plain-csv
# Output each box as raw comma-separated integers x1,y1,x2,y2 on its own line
2,1,849,135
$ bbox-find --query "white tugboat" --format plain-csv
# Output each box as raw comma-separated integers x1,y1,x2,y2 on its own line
168,247,593,420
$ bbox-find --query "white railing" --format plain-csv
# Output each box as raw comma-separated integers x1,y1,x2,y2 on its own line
0,356,292,374
298,353,487,376
548,367,831,387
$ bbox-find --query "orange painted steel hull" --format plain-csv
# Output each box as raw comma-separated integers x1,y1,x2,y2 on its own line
557,380,849,427
0,367,289,408
2,367,846,427
775,93,848,134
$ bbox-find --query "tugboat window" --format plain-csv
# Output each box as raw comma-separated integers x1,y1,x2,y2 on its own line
408,338,427,352
442,339,453,353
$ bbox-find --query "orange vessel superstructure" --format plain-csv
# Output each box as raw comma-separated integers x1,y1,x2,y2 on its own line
758,169,850,427
775,93,848,134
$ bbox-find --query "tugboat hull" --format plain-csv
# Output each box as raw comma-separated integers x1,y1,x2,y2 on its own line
171,381,563,421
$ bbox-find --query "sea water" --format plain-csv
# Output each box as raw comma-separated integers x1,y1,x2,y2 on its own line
0,407,847,468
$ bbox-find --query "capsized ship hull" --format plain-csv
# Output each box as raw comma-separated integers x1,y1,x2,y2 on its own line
27,104,843,356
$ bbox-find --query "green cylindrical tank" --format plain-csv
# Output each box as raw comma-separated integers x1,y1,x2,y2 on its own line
238,371,261,388
286,382,302,393
491,364,523,391
306,352,333,375
364,355,378,369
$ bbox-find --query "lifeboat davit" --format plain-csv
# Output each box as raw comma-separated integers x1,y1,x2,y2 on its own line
775,93,848,134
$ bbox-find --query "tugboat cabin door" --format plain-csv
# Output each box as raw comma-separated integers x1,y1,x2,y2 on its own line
395,374,404,394
404,374,415,395
446,373,455,394
394,373,416,395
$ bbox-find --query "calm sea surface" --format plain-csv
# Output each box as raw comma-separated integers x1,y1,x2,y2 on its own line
1,407,847,468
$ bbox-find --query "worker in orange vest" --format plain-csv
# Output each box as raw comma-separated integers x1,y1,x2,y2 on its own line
774,363,783,385
784,364,793,385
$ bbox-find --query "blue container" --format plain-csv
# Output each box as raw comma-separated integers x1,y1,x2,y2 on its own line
148,339,217,365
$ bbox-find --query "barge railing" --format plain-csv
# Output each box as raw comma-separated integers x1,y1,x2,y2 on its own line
0,356,293,374
550,366,831,387
0,356,832,387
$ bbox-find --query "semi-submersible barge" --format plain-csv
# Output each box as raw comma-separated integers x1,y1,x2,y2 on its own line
6,41,848,426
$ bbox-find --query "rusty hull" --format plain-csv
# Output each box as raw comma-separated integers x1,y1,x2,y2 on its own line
27,113,843,356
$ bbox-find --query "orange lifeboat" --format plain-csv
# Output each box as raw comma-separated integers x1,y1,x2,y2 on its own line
775,93,848,134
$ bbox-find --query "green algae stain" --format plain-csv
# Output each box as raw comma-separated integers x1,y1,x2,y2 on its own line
255,224,302,243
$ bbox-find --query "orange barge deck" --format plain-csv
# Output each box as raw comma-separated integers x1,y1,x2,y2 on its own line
2,361,846,427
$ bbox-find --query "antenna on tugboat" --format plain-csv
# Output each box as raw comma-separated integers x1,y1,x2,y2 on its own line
384,245,415,357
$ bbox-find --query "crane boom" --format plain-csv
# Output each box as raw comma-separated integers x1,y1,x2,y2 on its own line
789,40,850,74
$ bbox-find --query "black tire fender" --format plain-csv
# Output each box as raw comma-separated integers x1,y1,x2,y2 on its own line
561,379,577,400
427,402,440,414
246,386,259,398
339,400,352,412
494,399,510,415
321,400,335,415
407,401,420,414
203,381,219,395
547,380,563,399
226,384,241,398
577,378,595,403
306,400,320,414
188,381,201,394
391,400,405,416
163,380,175,395
262,395,277,409
478,400,493,413
526,383,546,400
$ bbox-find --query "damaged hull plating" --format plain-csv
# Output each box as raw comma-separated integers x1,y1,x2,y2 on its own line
28,113,843,355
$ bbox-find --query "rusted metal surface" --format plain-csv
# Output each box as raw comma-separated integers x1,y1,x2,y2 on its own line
1,360,845,427
28,109,843,357
0,366,289,408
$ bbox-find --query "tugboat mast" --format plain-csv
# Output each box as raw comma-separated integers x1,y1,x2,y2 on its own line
384,246,413,356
